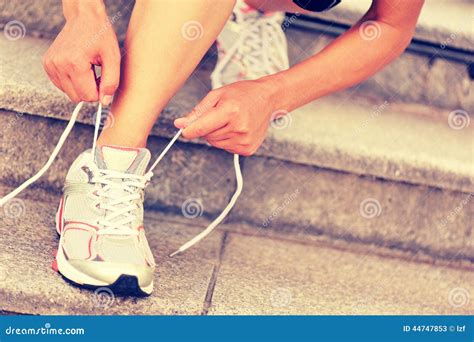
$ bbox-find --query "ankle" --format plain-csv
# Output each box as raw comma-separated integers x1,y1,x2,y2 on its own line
97,129,147,148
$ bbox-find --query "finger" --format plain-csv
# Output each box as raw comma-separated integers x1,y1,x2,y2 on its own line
207,138,240,154
99,47,120,105
59,75,81,103
208,136,257,156
43,58,64,91
70,66,99,102
182,107,229,139
175,90,222,128
205,125,241,141
174,108,202,129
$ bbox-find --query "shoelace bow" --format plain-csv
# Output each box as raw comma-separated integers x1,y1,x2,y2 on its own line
0,102,243,256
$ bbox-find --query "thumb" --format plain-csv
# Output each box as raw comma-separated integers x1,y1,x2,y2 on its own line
175,89,222,128
99,48,120,105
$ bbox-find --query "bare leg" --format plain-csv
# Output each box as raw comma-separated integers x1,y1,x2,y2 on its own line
98,0,236,148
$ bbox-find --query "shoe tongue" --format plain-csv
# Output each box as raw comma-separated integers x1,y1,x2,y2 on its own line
95,145,151,175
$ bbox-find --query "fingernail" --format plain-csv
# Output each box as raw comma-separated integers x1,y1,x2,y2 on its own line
174,118,187,128
102,95,113,106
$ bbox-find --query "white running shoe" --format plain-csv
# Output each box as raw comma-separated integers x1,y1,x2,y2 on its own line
54,145,155,296
211,0,290,88
1,102,243,296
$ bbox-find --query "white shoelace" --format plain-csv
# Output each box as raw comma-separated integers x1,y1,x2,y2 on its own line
90,167,149,236
0,102,243,256
215,14,289,80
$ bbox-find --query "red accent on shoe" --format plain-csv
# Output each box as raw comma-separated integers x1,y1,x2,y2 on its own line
64,221,99,231
87,237,93,260
101,145,141,152
51,259,58,272
241,5,257,14
58,197,64,234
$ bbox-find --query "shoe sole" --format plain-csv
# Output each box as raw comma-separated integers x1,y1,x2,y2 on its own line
61,273,152,297
54,200,153,296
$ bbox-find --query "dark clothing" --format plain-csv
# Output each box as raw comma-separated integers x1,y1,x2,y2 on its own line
293,0,341,12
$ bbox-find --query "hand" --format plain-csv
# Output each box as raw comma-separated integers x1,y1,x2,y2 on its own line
42,1,120,105
175,79,282,156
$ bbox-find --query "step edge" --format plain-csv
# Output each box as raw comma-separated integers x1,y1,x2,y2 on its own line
1,95,472,194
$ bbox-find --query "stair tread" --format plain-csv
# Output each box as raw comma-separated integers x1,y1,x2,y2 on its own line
0,185,472,315
210,233,474,315
1,35,473,193
1,109,472,263
0,185,224,315
1,0,471,51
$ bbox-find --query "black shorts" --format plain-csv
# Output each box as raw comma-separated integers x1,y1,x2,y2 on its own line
293,0,341,12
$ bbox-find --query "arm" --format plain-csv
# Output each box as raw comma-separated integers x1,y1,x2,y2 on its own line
270,0,425,112
177,0,424,156
43,0,120,105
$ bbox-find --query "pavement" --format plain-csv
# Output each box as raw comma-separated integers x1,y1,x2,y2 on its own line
0,185,472,315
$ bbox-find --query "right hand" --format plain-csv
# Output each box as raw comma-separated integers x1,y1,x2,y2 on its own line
42,2,121,105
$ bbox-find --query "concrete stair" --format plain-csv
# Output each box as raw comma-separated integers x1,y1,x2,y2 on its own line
4,0,473,50
0,0,473,315
0,0,472,113
1,32,473,264
1,185,473,315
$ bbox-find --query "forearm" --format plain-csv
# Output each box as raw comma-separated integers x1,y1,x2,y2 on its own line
62,0,106,20
267,8,419,111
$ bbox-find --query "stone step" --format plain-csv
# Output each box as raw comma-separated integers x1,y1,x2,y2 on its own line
0,185,224,315
2,105,473,262
1,35,472,192
0,35,473,262
0,1,472,113
2,0,472,52
1,185,472,315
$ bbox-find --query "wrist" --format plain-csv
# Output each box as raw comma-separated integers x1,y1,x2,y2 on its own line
257,73,292,114
62,0,107,21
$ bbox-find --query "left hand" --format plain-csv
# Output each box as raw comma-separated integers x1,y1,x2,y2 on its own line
174,79,280,156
